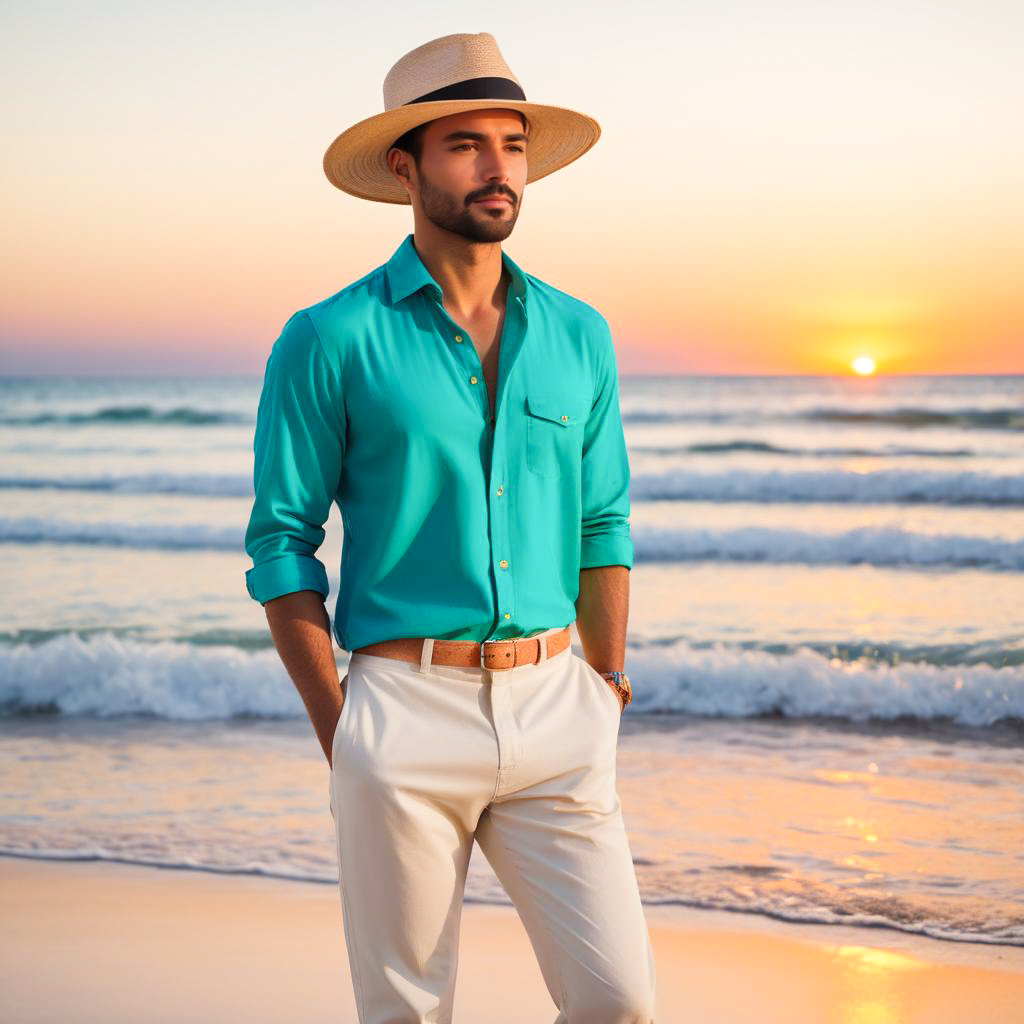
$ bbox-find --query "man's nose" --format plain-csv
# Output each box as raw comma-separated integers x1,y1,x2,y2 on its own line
479,145,514,182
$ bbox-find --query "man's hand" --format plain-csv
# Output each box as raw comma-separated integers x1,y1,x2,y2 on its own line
264,590,344,766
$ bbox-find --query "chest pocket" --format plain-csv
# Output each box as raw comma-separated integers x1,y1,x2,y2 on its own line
525,393,590,478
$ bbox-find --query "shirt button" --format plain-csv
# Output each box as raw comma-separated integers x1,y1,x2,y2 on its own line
504,613,511,619
499,559,509,569
470,375,478,385
454,334,463,343
496,486,504,496
560,414,568,422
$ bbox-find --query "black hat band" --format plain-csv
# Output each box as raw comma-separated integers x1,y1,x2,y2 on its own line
405,76,527,105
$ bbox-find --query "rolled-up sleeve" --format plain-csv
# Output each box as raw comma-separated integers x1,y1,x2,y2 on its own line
580,314,633,570
244,311,346,604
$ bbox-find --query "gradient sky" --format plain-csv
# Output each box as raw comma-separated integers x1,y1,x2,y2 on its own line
2,0,1021,375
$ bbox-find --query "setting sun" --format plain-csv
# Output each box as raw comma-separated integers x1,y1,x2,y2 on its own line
852,355,877,375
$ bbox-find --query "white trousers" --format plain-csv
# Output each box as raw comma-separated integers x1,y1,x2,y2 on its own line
328,627,656,1023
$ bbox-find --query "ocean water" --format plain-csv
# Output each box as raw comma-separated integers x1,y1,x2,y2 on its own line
1,372,1022,947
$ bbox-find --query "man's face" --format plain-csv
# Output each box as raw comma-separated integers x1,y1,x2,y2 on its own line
401,109,528,243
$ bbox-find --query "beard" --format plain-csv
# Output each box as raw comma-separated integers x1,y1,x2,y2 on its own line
417,170,520,243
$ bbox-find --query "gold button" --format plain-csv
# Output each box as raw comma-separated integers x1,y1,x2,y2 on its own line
470,375,478,385
496,486,504,496
499,559,509,569
454,334,463,343
504,613,511,619
560,414,568,422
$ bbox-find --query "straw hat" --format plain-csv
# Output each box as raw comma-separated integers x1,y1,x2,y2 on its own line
322,32,601,204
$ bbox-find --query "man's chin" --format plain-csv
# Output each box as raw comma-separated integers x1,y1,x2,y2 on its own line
424,207,518,243
458,218,517,243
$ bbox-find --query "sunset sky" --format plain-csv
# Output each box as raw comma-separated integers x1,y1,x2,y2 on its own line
2,0,1021,376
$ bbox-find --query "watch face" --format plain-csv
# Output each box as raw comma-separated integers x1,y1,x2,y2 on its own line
598,671,632,708
617,674,632,706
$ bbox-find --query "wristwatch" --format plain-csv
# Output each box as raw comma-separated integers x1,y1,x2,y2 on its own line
599,671,632,711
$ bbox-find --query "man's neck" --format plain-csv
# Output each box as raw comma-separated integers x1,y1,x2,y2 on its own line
410,225,507,322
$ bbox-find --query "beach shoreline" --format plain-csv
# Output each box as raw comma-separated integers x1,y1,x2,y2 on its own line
2,855,1022,1024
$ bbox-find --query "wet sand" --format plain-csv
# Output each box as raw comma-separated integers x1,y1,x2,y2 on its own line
2,856,1022,1023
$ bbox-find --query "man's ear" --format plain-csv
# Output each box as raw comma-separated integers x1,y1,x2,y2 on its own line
387,147,415,196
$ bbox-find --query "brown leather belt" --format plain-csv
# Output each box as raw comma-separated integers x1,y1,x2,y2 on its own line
352,626,571,670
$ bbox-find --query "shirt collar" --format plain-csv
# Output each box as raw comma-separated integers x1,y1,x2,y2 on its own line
385,233,528,311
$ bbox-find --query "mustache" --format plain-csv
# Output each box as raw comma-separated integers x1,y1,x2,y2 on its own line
467,186,517,205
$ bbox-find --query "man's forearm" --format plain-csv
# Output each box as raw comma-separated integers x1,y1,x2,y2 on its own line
574,565,629,673
264,589,343,766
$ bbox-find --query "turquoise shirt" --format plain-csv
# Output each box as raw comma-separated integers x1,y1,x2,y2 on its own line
244,232,633,652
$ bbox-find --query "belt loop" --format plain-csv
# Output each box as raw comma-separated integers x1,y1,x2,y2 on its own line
418,637,435,674
537,634,547,664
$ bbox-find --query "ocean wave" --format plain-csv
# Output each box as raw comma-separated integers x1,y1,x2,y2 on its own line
0,634,299,720
0,517,243,550
622,409,746,424
624,640,1023,727
803,406,1024,431
1,629,1017,671
0,405,248,426
0,473,251,496
631,467,1024,505
631,440,977,458
621,405,1024,431
3,465,1023,506
640,866,1024,946
4,516,1022,572
1,633,1020,727
632,524,1024,570
1,850,1019,946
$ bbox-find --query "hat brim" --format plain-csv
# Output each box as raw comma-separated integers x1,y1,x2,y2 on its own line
322,99,600,204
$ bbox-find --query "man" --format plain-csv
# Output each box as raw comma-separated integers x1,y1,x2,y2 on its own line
244,31,655,1024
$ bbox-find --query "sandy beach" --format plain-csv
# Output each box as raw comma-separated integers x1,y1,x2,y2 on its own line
2,856,1022,1024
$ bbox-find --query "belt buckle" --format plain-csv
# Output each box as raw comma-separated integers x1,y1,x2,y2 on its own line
480,638,517,670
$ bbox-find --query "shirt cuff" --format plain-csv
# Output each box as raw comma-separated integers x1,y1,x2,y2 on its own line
245,555,330,604
580,531,634,570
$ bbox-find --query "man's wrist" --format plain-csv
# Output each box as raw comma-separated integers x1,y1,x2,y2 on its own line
597,670,632,710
